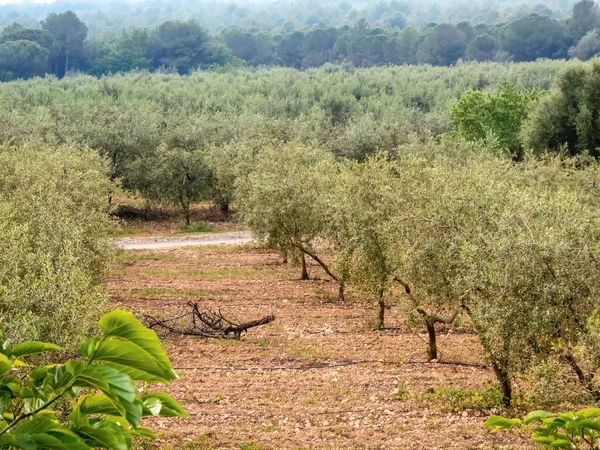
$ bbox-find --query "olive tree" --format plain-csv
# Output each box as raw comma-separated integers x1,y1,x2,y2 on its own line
382,141,474,361
128,145,213,225
237,141,345,296
329,155,399,329
388,142,600,405
0,142,116,349
205,138,265,214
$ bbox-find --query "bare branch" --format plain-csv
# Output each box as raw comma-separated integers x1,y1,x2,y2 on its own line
144,302,275,340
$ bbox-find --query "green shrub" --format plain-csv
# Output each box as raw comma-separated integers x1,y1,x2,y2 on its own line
451,83,543,156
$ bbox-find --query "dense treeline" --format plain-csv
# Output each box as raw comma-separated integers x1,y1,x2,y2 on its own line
1,0,600,80
0,0,577,37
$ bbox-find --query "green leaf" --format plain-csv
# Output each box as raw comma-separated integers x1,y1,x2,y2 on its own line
0,433,37,450
31,430,91,450
80,337,101,359
75,421,131,450
130,427,157,439
9,342,62,358
578,408,600,419
548,439,573,448
142,393,187,417
484,416,521,432
12,415,54,434
524,410,553,424
0,353,12,376
68,361,142,428
532,435,556,445
78,394,122,416
1,377,22,395
92,339,175,381
579,419,600,432
99,363,167,383
97,311,176,381
142,398,162,416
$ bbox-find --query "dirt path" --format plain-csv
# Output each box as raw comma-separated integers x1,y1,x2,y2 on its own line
115,231,253,250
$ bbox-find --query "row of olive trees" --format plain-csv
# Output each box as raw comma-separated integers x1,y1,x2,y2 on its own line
126,60,600,226
0,61,568,223
235,138,600,406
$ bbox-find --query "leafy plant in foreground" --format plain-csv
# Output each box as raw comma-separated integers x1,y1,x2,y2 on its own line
485,408,600,449
0,310,186,449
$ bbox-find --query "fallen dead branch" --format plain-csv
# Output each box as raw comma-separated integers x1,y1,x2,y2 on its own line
144,302,275,339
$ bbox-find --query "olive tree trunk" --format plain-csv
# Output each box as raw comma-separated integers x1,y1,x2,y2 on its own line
491,359,512,406
376,287,385,330
301,253,309,280
292,241,344,301
565,352,600,401
416,309,459,361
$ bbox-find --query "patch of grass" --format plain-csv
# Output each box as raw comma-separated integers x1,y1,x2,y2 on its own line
117,251,173,264
248,337,271,350
331,428,350,438
289,340,330,360
111,226,151,238
141,268,178,276
426,419,442,430
143,267,272,280
239,443,264,450
419,384,507,413
260,423,279,433
173,223,218,235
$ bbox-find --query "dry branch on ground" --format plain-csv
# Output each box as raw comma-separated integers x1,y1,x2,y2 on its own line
144,301,275,339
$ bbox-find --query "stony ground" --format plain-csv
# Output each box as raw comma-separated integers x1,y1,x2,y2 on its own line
106,243,532,450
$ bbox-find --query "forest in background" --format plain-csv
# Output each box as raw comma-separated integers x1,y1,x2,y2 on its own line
1,0,600,80
0,0,579,36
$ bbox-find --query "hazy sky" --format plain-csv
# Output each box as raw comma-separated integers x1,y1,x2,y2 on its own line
0,0,56,4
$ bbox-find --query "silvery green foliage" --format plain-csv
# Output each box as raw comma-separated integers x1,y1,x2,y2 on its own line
386,141,600,404
0,143,116,349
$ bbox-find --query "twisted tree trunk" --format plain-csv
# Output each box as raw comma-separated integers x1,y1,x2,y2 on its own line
416,308,459,361
291,241,344,301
